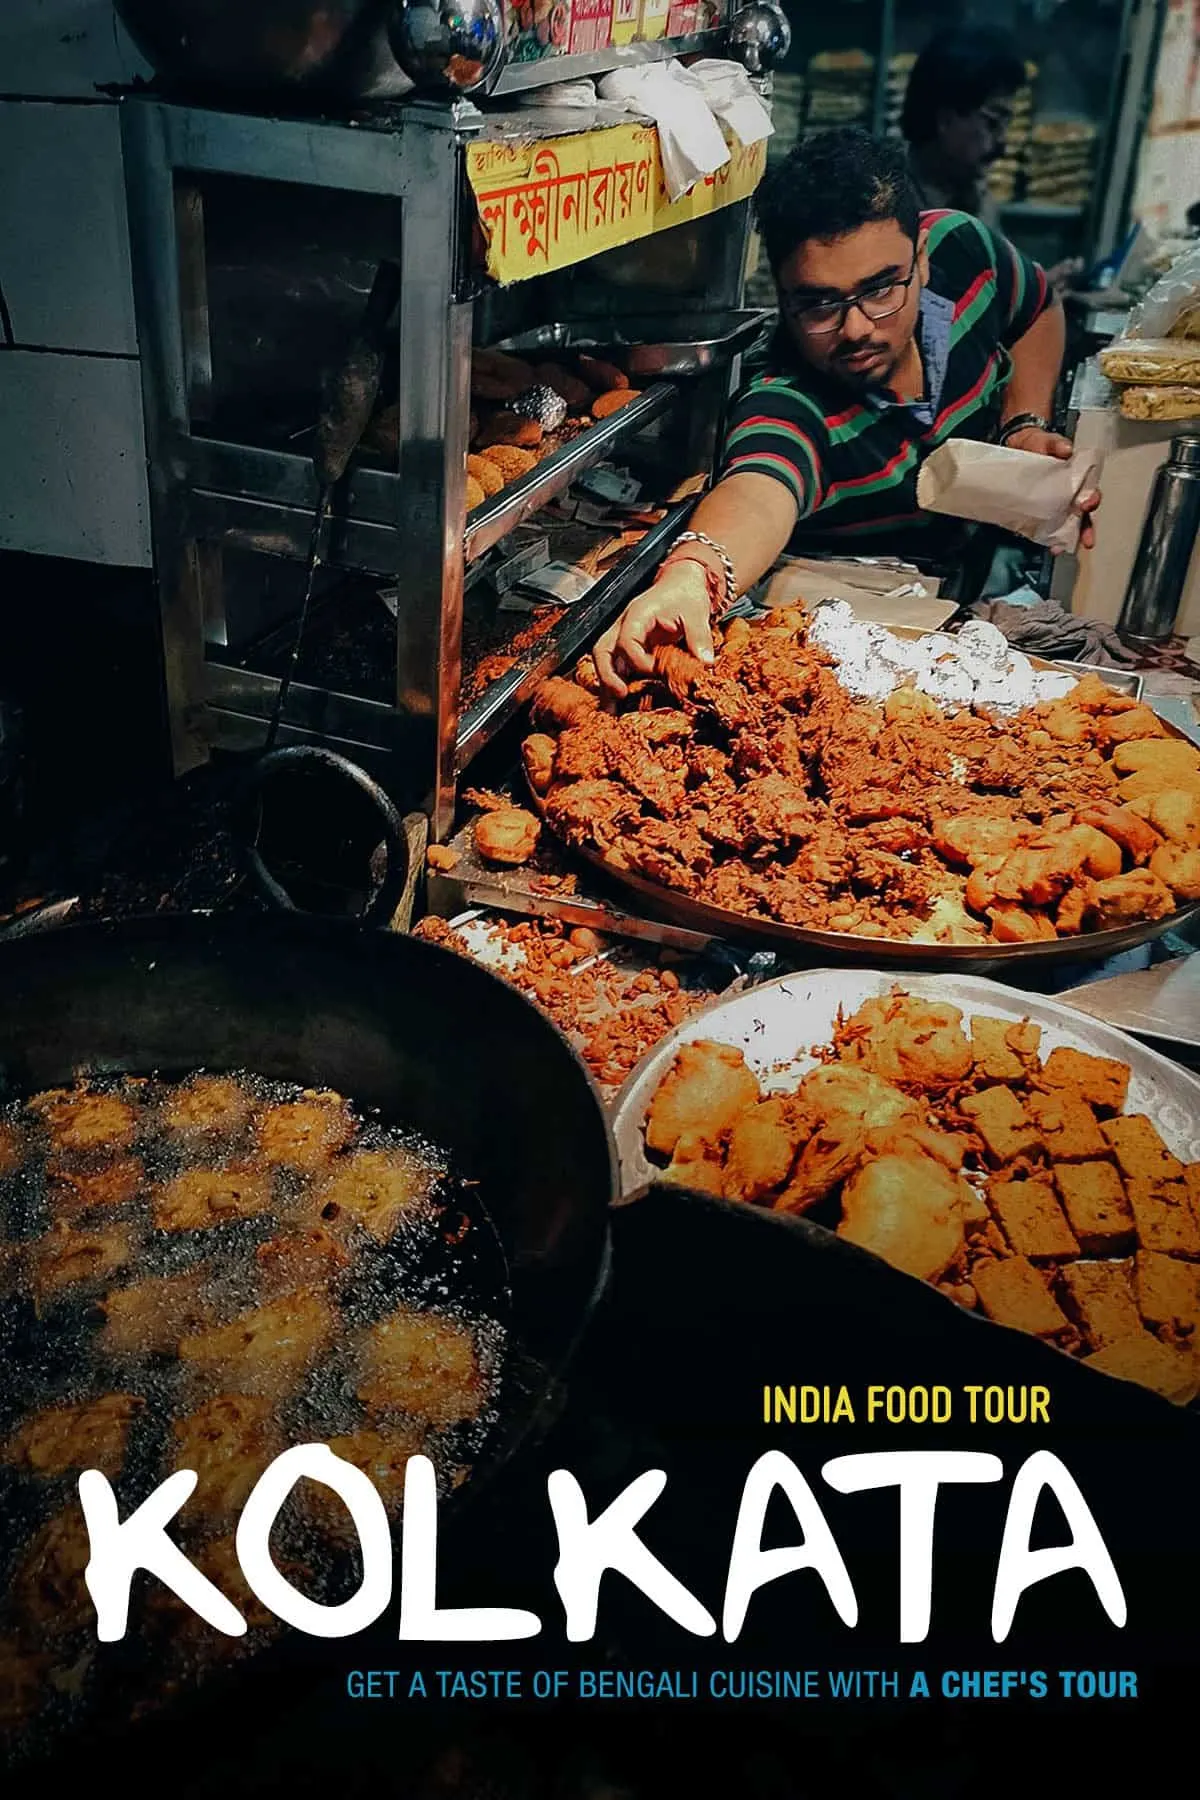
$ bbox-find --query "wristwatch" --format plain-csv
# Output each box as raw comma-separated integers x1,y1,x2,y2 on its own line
996,412,1052,446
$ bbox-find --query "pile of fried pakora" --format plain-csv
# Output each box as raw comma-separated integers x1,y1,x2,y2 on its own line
524,610,1200,944
0,1073,503,1746
644,993,1200,1406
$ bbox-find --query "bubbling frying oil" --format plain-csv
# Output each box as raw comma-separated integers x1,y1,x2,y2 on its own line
0,1069,511,1749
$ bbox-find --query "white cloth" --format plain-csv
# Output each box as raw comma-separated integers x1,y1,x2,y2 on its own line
683,59,774,147
598,63,731,201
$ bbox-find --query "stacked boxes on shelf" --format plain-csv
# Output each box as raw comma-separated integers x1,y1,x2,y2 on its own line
1024,117,1097,208
802,48,875,130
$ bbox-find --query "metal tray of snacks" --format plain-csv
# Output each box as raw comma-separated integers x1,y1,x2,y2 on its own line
495,311,772,378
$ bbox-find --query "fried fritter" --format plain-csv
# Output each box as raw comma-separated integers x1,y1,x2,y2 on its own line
1150,841,1200,900
49,1155,143,1218
1075,802,1161,865
1090,868,1176,928
314,1147,439,1241
3,1393,143,1479
530,678,599,735
29,1088,139,1156
172,1394,281,1524
1039,1046,1130,1112
152,1164,274,1231
644,1041,760,1158
837,1153,965,1283
521,733,557,796
12,1511,94,1642
969,1015,1037,1083
664,1131,728,1197
1110,738,1199,776
799,1064,919,1131
1136,788,1200,846
178,1293,334,1395
298,1425,429,1539
0,1121,22,1178
838,996,972,1091
474,807,540,867
255,1223,352,1293
959,1086,1041,1164
33,1221,133,1300
160,1074,256,1138
357,1309,485,1426
256,1093,355,1169
722,1095,805,1203
100,1267,215,1356
1099,705,1168,744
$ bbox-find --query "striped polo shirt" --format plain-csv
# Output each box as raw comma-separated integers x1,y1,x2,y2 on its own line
722,209,1051,566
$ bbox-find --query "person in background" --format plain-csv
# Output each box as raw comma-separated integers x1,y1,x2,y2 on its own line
900,24,1025,230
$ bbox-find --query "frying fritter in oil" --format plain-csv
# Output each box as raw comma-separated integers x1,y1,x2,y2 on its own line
32,1221,134,1300
0,1121,22,1178
12,1511,94,1642
255,1092,355,1170
100,1267,215,1356
313,1147,440,1242
171,1394,282,1524
358,1309,485,1427
160,1074,256,1138
152,1164,274,1232
255,1223,352,1293
28,1087,139,1156
644,1040,759,1158
178,1293,334,1396
49,1155,143,1219
297,1425,429,1539
533,613,1197,940
3,1393,143,1478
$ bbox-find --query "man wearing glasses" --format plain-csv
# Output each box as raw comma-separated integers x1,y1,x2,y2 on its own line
595,128,1097,697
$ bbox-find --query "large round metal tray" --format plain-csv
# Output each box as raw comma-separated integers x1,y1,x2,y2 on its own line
542,632,1200,970
612,966,1200,1196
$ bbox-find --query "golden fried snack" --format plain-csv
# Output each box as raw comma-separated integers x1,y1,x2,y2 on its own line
465,475,485,512
1125,1178,1200,1256
470,349,535,401
799,1064,918,1131
1075,802,1161,865
932,815,1032,867
971,1256,1073,1341
33,1221,133,1300
532,362,591,410
521,733,557,797
178,1293,334,1395
1059,1260,1143,1351
1120,385,1200,421
645,1041,760,1158
301,1425,428,1537
969,1015,1037,1082
466,453,505,497
722,1095,804,1203
172,1394,281,1525
12,1511,94,1642
1100,339,1200,384
255,1223,352,1293
985,904,1056,943
1118,765,1200,802
592,388,641,419
986,1172,1078,1261
358,1308,485,1426
1101,1113,1185,1185
1133,1250,1200,1333
1090,868,1176,928
663,1130,727,1196
1110,738,1200,777
1025,1090,1106,1161
0,1121,22,1178
960,1086,1041,1164
576,354,628,393
160,1074,256,1138
479,448,540,491
314,1147,438,1241
1099,705,1167,744
426,843,459,872
256,1092,355,1169
3,1393,143,1479
530,676,599,734
837,1153,965,1283
776,1118,871,1214
100,1267,215,1356
840,996,972,1091
1150,841,1200,900
1053,1160,1135,1254
477,415,542,451
152,1164,274,1231
1137,788,1200,846
1039,1045,1130,1112
1083,1332,1199,1406
49,1155,143,1218
474,806,541,867
29,1088,139,1156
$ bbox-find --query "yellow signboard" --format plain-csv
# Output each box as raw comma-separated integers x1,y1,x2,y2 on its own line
467,123,767,285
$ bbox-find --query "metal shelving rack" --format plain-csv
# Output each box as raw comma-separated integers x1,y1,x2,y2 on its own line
120,30,758,837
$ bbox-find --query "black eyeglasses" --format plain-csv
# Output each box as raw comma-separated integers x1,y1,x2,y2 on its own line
781,253,920,336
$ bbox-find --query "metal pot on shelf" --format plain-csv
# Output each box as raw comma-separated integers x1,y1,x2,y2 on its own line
112,0,414,99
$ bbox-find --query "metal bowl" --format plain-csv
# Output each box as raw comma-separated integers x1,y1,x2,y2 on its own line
113,0,413,99
388,0,507,95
